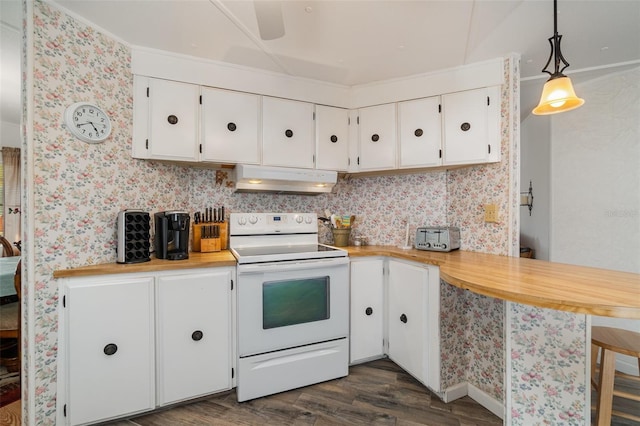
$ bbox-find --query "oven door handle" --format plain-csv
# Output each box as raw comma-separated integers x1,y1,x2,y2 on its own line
237,257,349,274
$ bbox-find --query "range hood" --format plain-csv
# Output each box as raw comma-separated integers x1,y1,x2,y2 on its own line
233,164,337,195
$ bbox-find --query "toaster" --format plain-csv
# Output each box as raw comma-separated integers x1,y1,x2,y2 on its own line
415,226,460,252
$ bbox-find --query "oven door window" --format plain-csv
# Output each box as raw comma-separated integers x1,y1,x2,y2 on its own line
262,276,330,329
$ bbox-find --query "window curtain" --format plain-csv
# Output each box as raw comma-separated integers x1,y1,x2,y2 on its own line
2,147,21,250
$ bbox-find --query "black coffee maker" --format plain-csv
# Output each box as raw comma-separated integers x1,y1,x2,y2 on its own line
154,211,190,260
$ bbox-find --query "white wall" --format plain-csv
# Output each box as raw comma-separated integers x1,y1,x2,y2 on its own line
550,66,640,374
1,121,20,147
520,108,551,261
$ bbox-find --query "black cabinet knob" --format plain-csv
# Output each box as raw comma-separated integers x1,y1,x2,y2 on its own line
414,128,423,137
227,122,237,132
460,122,471,132
330,135,338,143
103,343,118,356
400,314,408,323
167,115,178,125
285,129,294,138
192,330,204,341
365,307,373,316
371,134,380,142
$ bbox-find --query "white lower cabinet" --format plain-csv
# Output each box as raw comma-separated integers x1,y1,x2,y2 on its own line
386,260,441,391
349,258,384,363
62,276,156,426
59,268,235,425
156,269,233,406
348,257,441,393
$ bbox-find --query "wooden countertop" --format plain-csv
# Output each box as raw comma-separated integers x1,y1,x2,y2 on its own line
52,251,237,278
347,246,640,319
53,246,640,319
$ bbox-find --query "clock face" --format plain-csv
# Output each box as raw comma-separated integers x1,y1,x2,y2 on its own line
64,102,112,143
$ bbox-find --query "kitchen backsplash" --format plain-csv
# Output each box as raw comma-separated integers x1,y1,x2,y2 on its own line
26,1,516,424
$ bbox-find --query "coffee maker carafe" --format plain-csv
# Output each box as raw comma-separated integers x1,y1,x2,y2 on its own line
154,211,190,260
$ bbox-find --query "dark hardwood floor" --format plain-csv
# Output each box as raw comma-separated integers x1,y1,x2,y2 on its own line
107,359,503,426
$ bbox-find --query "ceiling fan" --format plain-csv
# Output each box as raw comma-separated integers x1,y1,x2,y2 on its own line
253,0,285,40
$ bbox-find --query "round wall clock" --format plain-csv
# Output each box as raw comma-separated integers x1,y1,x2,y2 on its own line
64,102,112,144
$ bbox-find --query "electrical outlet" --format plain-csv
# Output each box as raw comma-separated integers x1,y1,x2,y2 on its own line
484,204,499,223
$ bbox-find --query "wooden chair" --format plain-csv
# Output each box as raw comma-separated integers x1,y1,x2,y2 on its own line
591,326,640,425
0,236,14,257
0,260,21,372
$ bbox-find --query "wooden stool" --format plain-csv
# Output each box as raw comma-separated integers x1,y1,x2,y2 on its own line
591,326,640,425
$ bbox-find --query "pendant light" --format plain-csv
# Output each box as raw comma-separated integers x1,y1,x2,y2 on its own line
532,0,584,115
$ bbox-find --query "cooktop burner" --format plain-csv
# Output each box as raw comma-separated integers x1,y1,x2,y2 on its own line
231,244,346,264
229,212,348,264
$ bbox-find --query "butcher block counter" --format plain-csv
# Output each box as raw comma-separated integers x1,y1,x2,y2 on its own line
346,246,640,319
54,246,639,319
52,250,237,278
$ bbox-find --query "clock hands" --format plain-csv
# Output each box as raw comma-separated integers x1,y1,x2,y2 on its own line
78,121,100,134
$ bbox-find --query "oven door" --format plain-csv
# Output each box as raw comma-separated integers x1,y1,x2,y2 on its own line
237,257,349,357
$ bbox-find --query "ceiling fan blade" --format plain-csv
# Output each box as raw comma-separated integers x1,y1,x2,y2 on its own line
254,1,285,40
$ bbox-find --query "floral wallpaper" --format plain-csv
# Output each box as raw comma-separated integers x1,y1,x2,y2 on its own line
507,303,588,425
24,1,521,424
29,2,191,423
440,281,504,401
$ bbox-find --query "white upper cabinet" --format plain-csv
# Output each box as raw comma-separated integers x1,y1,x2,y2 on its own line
262,97,315,169
357,103,397,171
315,105,349,172
145,78,200,161
398,97,442,168
201,88,260,165
442,86,501,166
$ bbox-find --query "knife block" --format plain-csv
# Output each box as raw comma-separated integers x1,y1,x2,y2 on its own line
192,222,227,252
200,237,221,253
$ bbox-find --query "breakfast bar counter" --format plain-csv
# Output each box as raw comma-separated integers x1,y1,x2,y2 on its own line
346,246,640,319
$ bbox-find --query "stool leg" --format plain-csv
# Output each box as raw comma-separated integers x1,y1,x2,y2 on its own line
596,348,616,426
591,344,600,390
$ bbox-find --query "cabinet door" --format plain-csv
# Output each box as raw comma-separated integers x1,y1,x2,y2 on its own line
387,260,429,384
201,88,260,164
358,104,397,171
156,269,233,406
64,277,155,425
315,105,349,171
148,78,200,161
442,87,503,166
350,259,384,364
398,97,442,168
262,97,315,168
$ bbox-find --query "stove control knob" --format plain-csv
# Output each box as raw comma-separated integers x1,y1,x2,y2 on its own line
295,215,304,224
305,216,313,224
248,215,258,225
237,216,247,225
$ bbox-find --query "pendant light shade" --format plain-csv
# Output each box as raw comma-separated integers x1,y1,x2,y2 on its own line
532,0,584,115
533,76,584,115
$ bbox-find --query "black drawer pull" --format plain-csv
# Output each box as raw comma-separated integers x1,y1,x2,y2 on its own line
167,115,178,125
365,307,373,316
460,122,471,132
227,122,237,132
103,343,118,356
192,330,204,341
414,128,423,137
371,134,380,142
285,129,294,138
330,135,338,143
400,314,408,324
